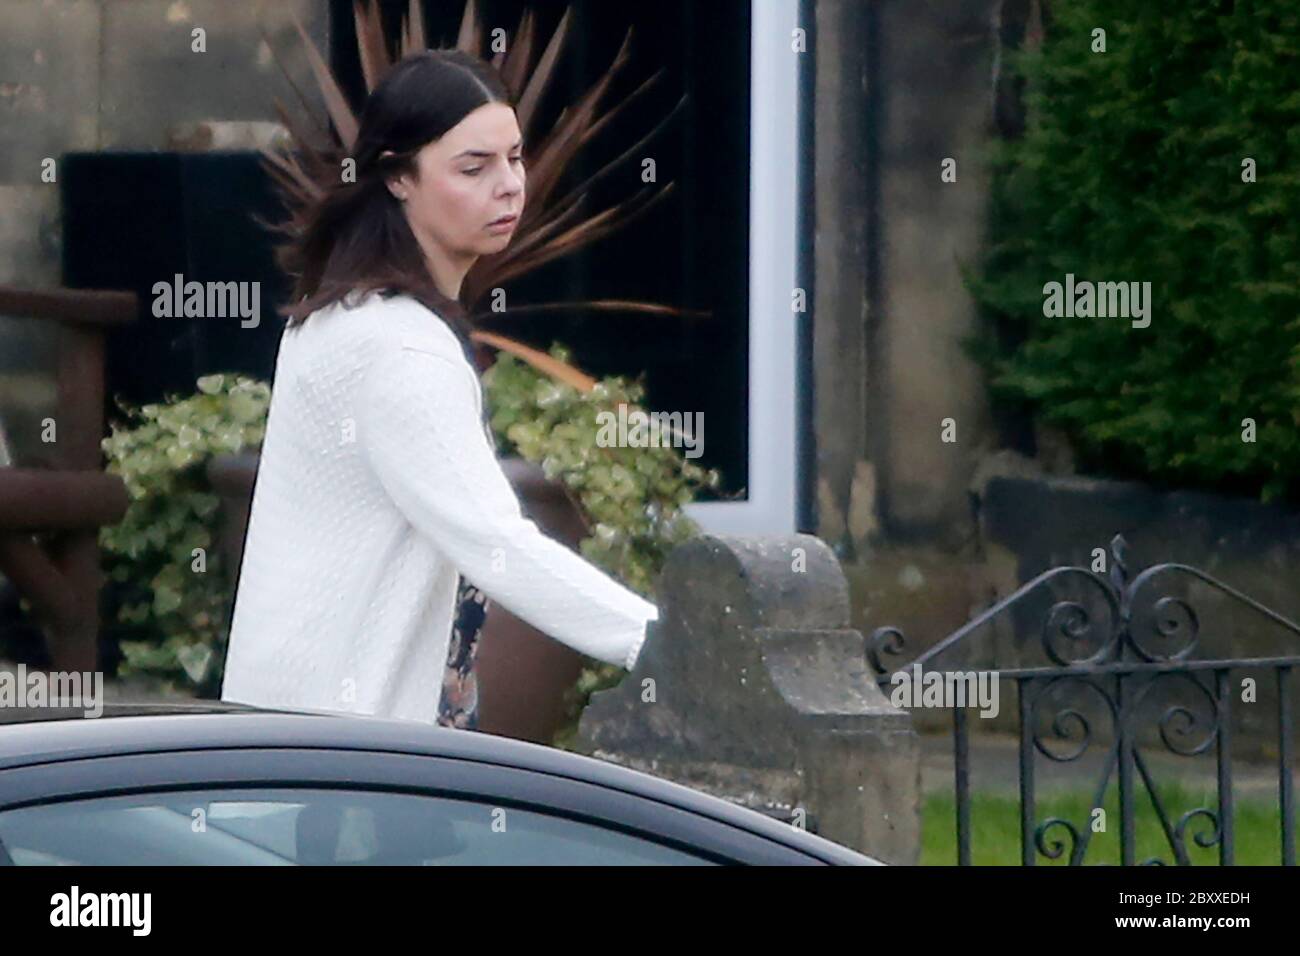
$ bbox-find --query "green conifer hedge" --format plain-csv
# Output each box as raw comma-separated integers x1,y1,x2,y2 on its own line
970,1,1300,501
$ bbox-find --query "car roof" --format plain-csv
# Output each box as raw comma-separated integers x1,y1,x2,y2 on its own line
0,704,879,864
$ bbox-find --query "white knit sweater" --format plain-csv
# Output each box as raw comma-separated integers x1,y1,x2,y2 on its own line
219,290,658,724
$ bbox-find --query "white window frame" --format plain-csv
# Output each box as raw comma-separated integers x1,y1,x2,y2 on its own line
685,0,801,535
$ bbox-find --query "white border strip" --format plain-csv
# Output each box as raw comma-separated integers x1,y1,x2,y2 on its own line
684,0,800,534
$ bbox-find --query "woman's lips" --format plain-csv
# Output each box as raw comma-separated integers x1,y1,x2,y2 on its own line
486,214,518,233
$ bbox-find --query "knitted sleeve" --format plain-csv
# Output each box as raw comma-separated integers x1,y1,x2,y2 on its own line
356,344,656,670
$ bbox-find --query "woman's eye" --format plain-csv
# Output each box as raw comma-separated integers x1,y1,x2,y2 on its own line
463,157,521,177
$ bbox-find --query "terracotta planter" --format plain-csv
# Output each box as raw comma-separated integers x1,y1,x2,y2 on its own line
206,451,589,743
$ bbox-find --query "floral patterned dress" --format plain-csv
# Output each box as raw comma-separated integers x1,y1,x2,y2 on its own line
437,578,490,729
436,361,496,730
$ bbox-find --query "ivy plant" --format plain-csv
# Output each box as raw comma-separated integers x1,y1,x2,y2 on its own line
482,346,722,745
99,374,270,694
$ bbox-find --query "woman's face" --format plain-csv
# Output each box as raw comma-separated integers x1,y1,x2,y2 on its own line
387,102,526,261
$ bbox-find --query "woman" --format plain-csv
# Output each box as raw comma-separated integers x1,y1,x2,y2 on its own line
219,50,658,728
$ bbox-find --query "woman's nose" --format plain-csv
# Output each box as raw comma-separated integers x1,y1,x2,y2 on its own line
497,165,525,196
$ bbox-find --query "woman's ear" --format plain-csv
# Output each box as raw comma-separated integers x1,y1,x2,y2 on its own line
380,150,408,201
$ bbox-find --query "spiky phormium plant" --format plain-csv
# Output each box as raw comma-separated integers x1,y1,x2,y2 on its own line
260,0,705,390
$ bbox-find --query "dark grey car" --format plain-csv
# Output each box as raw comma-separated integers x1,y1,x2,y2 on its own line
0,704,881,865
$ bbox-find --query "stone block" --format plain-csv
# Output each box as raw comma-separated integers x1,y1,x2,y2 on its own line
576,532,921,863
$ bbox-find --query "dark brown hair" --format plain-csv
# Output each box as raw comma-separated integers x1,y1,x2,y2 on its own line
274,49,512,349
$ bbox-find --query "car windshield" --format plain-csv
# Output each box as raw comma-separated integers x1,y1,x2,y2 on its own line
0,787,718,865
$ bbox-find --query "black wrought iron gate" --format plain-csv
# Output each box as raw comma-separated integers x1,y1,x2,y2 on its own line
868,535,1300,865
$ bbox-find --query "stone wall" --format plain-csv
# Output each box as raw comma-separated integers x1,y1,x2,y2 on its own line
0,0,327,461
814,0,1005,554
